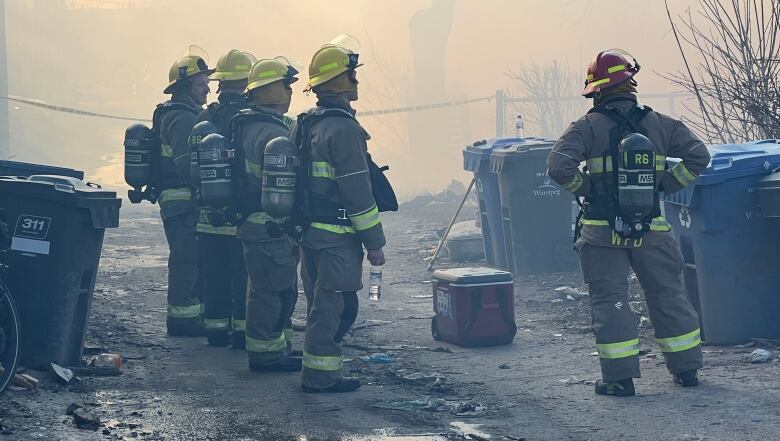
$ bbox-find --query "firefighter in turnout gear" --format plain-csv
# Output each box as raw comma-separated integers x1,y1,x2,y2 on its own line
292,35,386,393
235,57,302,372
193,50,255,348
156,47,213,337
547,49,711,396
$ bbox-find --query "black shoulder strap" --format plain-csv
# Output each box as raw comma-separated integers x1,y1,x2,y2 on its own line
229,108,289,146
152,101,198,135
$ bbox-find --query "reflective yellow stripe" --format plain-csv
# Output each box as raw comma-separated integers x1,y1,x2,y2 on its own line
597,338,640,359
587,155,666,174
657,329,701,353
233,319,246,332
167,303,202,319
197,222,237,236
246,334,287,353
563,172,583,193
302,351,343,371
349,205,381,231
245,159,263,179
311,161,335,179
310,222,356,234
282,116,294,128
246,212,274,224
581,219,610,226
649,217,672,232
160,143,174,158
670,162,698,187
608,64,626,73
159,188,192,203
318,61,340,74
588,78,611,87
203,318,230,331
283,328,293,343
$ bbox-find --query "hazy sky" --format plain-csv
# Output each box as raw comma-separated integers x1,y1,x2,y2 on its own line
5,0,703,196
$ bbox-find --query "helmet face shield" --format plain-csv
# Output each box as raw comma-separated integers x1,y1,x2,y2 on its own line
328,34,361,53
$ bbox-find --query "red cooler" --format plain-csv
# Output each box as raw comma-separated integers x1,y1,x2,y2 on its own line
431,267,516,347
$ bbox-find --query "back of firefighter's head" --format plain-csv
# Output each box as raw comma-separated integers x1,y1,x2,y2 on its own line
211,49,256,94
245,56,299,114
306,34,362,101
164,47,215,106
582,49,641,100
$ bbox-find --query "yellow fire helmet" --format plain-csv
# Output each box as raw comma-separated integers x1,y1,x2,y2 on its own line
306,34,362,90
245,56,301,93
164,45,215,94
210,49,257,82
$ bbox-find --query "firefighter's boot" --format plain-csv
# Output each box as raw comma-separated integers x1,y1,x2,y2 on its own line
594,378,636,397
674,369,699,387
302,377,361,394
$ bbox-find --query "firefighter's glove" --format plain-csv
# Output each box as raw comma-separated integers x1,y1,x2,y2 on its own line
367,247,385,266
661,171,686,195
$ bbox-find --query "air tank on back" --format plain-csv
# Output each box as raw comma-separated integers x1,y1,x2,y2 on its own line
198,133,234,208
261,136,298,218
123,123,156,203
189,121,219,196
617,132,657,220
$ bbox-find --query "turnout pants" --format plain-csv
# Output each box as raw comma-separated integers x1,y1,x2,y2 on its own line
242,238,299,366
301,245,363,389
199,233,247,335
576,234,703,382
162,211,201,320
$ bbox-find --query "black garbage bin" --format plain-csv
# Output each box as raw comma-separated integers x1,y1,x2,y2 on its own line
0,175,121,368
490,140,578,274
0,159,84,179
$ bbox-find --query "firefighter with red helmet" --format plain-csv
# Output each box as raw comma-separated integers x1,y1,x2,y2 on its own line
547,49,711,396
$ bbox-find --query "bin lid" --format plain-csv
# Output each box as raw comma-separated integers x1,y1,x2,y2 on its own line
490,138,557,164
0,175,121,228
464,137,525,173
433,267,513,285
669,140,780,186
0,160,84,180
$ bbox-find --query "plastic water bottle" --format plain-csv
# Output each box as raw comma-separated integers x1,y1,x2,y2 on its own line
515,114,525,138
369,266,383,301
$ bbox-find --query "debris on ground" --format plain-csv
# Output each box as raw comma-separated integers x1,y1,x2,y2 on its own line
430,346,452,353
360,353,395,363
72,407,101,431
554,286,588,301
373,398,446,412
12,373,38,390
90,353,122,369
66,403,83,416
559,376,596,386
744,349,772,364
445,220,484,262
49,362,74,384
498,363,511,369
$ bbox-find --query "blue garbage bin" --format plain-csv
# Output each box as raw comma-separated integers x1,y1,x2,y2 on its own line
464,137,524,269
662,140,780,344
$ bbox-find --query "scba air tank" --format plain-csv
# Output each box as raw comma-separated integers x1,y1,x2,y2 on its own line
189,121,219,194
261,136,298,218
617,132,657,223
199,133,234,207
123,123,156,203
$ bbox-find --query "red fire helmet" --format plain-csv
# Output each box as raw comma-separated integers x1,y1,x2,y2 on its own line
582,49,641,98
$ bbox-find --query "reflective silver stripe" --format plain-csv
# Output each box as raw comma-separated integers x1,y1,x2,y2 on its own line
302,351,343,371
246,334,287,353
